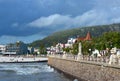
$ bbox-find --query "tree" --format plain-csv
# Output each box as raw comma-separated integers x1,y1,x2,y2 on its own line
85,41,94,55
63,47,71,53
39,44,47,55
94,32,120,49
71,43,78,55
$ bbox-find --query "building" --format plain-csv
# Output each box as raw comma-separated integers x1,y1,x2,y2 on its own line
76,31,92,42
55,43,64,54
4,41,28,55
65,38,76,48
47,43,64,54
34,48,40,54
0,45,6,54
28,47,34,54
47,32,92,55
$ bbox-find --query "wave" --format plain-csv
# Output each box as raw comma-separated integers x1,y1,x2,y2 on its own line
0,63,54,75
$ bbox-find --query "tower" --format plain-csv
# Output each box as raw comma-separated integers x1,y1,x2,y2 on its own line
84,31,92,41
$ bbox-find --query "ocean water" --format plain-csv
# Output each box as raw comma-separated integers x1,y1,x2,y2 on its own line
0,62,74,81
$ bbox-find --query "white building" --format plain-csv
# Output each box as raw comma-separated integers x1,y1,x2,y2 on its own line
28,47,34,54
34,48,40,54
0,45,6,54
47,43,64,54
65,38,76,48
49,46,56,54
55,43,64,54
46,38,77,54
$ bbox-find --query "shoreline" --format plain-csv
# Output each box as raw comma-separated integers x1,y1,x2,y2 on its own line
0,56,48,63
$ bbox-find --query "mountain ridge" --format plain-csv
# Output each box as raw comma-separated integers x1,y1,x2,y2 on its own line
30,23,120,47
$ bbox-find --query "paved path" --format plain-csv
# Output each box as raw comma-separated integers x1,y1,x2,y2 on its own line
0,56,48,63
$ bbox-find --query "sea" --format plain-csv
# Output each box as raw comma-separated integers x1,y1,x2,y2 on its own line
0,62,75,81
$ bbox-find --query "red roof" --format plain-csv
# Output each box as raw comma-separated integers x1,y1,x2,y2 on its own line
77,37,85,41
84,32,92,41
76,32,92,41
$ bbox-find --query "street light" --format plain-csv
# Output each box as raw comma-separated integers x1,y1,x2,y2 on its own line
89,49,91,61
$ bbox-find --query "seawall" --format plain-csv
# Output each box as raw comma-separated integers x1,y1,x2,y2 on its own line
48,57,120,81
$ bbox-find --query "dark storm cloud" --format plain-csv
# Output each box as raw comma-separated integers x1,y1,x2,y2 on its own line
0,0,120,44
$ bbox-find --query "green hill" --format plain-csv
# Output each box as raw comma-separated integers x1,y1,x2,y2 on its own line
30,23,120,47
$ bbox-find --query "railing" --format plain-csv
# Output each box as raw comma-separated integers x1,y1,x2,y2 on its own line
49,54,120,65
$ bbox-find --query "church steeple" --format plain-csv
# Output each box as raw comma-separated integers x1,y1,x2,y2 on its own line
84,31,92,41
76,31,92,42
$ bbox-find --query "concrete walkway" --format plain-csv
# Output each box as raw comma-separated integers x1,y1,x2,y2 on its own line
0,56,48,63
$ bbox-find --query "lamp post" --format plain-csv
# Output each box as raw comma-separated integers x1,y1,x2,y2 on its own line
89,49,91,61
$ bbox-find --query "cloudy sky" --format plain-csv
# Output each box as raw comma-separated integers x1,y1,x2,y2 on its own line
0,0,120,44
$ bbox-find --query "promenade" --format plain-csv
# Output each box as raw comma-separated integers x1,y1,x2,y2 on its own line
50,54,120,65
0,56,48,63
48,54,120,81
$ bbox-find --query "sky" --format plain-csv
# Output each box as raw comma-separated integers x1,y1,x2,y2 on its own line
0,0,120,44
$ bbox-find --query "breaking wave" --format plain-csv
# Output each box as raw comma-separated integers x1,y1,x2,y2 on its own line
0,63,54,75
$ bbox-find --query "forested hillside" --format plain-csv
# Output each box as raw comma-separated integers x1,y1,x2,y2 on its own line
30,23,120,47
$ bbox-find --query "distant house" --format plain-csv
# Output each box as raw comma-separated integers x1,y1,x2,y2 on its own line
28,47,34,54
34,48,40,54
0,45,6,54
46,43,64,54
47,32,92,55
55,43,64,54
64,32,92,48
65,38,76,48
76,31,92,42
47,46,56,54
4,41,28,55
